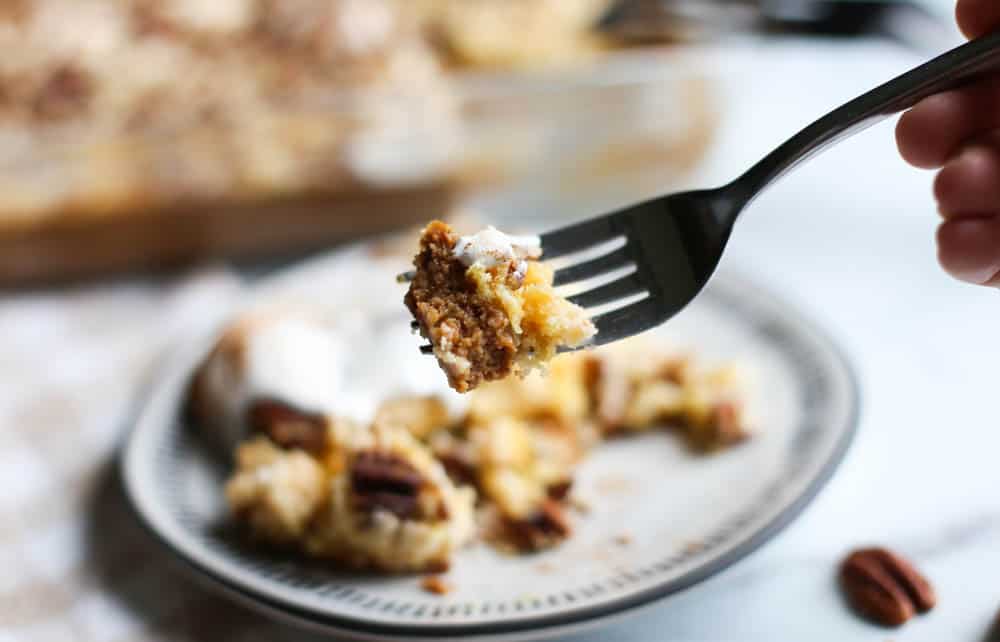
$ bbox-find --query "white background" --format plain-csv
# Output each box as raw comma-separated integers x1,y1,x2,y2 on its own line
553,31,1000,642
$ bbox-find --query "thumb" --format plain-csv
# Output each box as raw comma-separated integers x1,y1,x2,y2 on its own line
956,0,1000,39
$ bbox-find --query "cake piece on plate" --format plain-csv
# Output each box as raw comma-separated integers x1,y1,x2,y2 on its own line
303,422,476,572
187,311,343,454
226,420,476,573
404,220,595,392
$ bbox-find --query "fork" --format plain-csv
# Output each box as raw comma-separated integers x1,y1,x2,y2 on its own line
406,31,1000,352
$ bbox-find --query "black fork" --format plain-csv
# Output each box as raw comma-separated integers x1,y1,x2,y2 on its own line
537,30,1000,349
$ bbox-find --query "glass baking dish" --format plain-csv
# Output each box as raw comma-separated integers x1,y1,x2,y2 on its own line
0,3,718,285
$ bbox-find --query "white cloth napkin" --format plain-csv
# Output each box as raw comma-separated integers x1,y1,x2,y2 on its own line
0,267,341,641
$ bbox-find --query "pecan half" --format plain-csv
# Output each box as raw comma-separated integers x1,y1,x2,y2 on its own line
506,499,571,551
546,479,573,501
533,500,571,538
840,547,936,627
350,451,425,520
247,399,327,454
435,450,478,489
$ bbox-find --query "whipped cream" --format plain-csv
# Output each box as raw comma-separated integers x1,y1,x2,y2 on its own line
452,226,541,270
243,318,345,413
197,315,346,451
199,254,467,452
219,313,456,423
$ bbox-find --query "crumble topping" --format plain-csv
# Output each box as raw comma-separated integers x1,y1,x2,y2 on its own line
225,437,327,544
152,0,255,35
350,451,426,520
422,0,612,70
0,0,458,228
374,395,451,440
405,221,520,392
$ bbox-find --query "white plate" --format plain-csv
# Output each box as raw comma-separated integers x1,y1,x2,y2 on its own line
121,239,859,641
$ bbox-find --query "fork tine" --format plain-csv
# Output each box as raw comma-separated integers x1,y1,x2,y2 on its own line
553,245,634,286
567,272,646,309
539,215,625,260
589,297,664,346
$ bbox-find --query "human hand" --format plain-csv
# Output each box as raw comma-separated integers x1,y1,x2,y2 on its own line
896,0,1000,286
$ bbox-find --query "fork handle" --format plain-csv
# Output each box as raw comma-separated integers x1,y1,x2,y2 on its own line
729,30,1000,204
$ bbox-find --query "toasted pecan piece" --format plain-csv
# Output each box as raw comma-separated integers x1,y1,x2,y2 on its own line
247,399,328,454
839,547,936,627
505,499,571,551
350,451,426,520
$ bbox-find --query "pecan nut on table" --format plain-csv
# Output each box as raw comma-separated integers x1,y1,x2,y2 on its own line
839,547,936,627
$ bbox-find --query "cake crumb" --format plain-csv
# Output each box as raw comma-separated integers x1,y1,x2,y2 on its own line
613,533,632,547
421,575,453,596
594,474,636,495
684,540,704,554
534,561,557,574
568,495,591,514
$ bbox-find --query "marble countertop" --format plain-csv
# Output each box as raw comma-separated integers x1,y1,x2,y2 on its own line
4,36,997,642
549,39,1000,642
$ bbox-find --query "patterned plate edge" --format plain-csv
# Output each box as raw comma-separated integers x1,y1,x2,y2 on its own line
120,269,861,640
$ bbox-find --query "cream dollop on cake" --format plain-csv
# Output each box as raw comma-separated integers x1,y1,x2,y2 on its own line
158,0,256,34
189,301,461,454
243,317,345,410
452,226,541,269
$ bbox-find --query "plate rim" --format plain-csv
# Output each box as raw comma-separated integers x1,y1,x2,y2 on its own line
120,268,861,641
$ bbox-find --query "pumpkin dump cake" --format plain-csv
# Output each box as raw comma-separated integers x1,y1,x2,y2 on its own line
226,420,476,573
190,307,750,570
404,221,595,392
